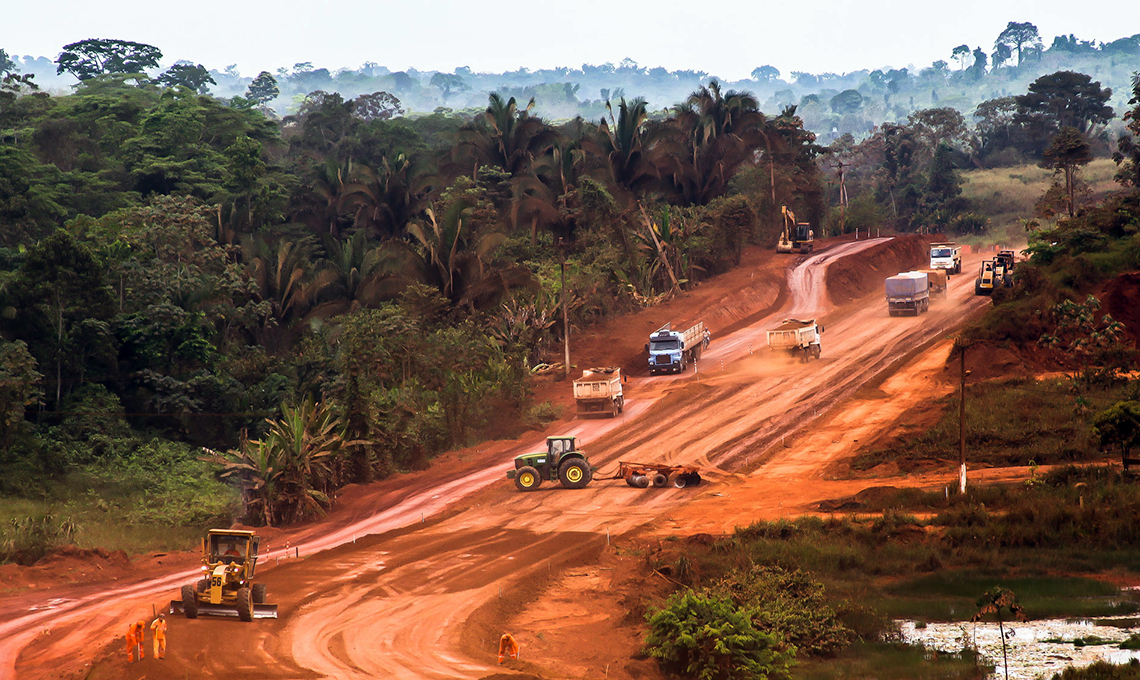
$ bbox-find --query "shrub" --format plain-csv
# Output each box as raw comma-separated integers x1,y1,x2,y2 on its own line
0,513,78,565
645,589,796,680
1051,660,1140,680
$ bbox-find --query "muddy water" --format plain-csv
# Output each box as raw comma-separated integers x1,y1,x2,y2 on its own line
901,617,1140,678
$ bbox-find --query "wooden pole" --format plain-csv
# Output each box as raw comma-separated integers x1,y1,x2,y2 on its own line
562,259,570,378
959,345,967,494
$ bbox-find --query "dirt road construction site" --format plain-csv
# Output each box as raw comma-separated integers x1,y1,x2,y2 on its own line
0,235,999,680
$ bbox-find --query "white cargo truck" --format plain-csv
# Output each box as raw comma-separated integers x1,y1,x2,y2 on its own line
573,367,624,417
766,319,823,361
886,271,930,316
929,242,962,274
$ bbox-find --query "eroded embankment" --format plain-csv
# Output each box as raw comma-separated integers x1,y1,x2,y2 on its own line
826,234,931,306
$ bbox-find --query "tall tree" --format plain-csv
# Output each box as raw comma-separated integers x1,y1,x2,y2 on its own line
1041,126,1093,218
995,21,1041,66
1015,71,1114,155
246,71,279,104
1112,73,1140,188
951,45,971,71
429,73,469,102
157,62,215,93
55,39,162,80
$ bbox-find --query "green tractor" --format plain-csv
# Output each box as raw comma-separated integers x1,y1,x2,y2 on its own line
506,436,593,491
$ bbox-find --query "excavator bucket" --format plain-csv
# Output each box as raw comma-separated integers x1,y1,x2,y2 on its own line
168,599,279,619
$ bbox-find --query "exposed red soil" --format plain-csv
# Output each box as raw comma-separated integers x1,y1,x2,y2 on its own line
825,234,930,306
1102,271,1140,348
3,235,1011,680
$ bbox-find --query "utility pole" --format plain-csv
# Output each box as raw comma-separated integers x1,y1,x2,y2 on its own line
835,160,848,234
958,342,969,494
560,243,570,379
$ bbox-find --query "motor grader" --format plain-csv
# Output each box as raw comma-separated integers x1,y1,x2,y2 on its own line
170,529,277,621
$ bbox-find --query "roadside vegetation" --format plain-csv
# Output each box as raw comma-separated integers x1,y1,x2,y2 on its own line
642,465,1140,678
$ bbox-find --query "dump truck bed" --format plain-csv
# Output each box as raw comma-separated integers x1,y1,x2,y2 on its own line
766,319,818,350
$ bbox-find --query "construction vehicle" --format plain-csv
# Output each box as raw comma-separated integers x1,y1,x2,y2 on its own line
929,242,962,274
170,529,277,621
886,271,930,316
646,322,710,375
995,250,1016,287
920,269,948,296
766,318,823,361
508,436,593,491
573,367,624,417
776,205,814,254
975,260,997,295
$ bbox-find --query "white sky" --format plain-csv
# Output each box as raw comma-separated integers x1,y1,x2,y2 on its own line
5,0,1138,80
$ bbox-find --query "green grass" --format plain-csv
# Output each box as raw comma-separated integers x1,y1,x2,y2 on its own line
960,159,1121,244
0,436,238,561
850,377,1129,472
792,642,989,680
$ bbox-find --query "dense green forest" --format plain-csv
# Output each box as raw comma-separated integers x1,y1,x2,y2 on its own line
5,22,1137,140
0,27,1138,551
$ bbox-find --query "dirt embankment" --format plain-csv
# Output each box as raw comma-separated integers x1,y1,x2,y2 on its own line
1102,271,1140,348
825,234,931,306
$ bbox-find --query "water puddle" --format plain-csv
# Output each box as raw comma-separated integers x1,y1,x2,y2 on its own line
901,617,1140,678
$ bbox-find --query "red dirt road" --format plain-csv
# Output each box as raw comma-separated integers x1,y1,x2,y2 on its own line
2,238,994,680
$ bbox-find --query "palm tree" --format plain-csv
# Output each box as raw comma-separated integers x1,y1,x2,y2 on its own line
664,81,771,205
288,159,354,238
339,155,437,240
453,93,560,177
405,203,535,309
592,97,669,198
243,236,338,351
205,437,284,526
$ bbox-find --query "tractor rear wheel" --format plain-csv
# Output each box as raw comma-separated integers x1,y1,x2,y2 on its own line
687,472,702,486
252,583,267,604
236,586,253,622
181,585,198,619
652,473,669,488
514,466,541,491
629,473,649,488
559,459,591,489
673,475,688,488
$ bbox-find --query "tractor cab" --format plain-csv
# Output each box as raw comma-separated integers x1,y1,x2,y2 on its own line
547,436,576,457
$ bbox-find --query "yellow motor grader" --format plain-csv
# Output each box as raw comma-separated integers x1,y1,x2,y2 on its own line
170,529,277,621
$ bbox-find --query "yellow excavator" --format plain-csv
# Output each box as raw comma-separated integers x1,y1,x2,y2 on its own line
170,529,277,621
776,205,814,254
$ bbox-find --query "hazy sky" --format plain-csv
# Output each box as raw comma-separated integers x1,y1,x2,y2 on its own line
6,0,1138,79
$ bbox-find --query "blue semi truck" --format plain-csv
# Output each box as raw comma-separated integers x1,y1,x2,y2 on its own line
646,322,710,375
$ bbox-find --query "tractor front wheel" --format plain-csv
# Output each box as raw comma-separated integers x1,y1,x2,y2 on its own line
236,586,253,622
181,585,198,619
652,473,669,488
559,459,591,489
514,466,542,492
252,583,267,604
196,578,209,592
629,473,649,488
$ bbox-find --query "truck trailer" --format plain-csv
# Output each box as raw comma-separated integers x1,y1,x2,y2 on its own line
886,271,930,316
646,322,710,375
573,367,624,417
766,318,823,361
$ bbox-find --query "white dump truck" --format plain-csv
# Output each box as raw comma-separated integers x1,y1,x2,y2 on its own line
766,318,823,361
573,367,624,417
886,271,930,316
646,322,710,375
929,242,962,274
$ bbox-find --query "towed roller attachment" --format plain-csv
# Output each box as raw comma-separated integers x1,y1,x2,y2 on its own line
169,599,279,619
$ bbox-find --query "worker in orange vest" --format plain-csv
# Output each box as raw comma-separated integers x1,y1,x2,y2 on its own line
125,619,145,662
497,633,519,664
150,613,167,659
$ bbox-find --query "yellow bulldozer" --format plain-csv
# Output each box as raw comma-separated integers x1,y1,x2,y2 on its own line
170,529,277,621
